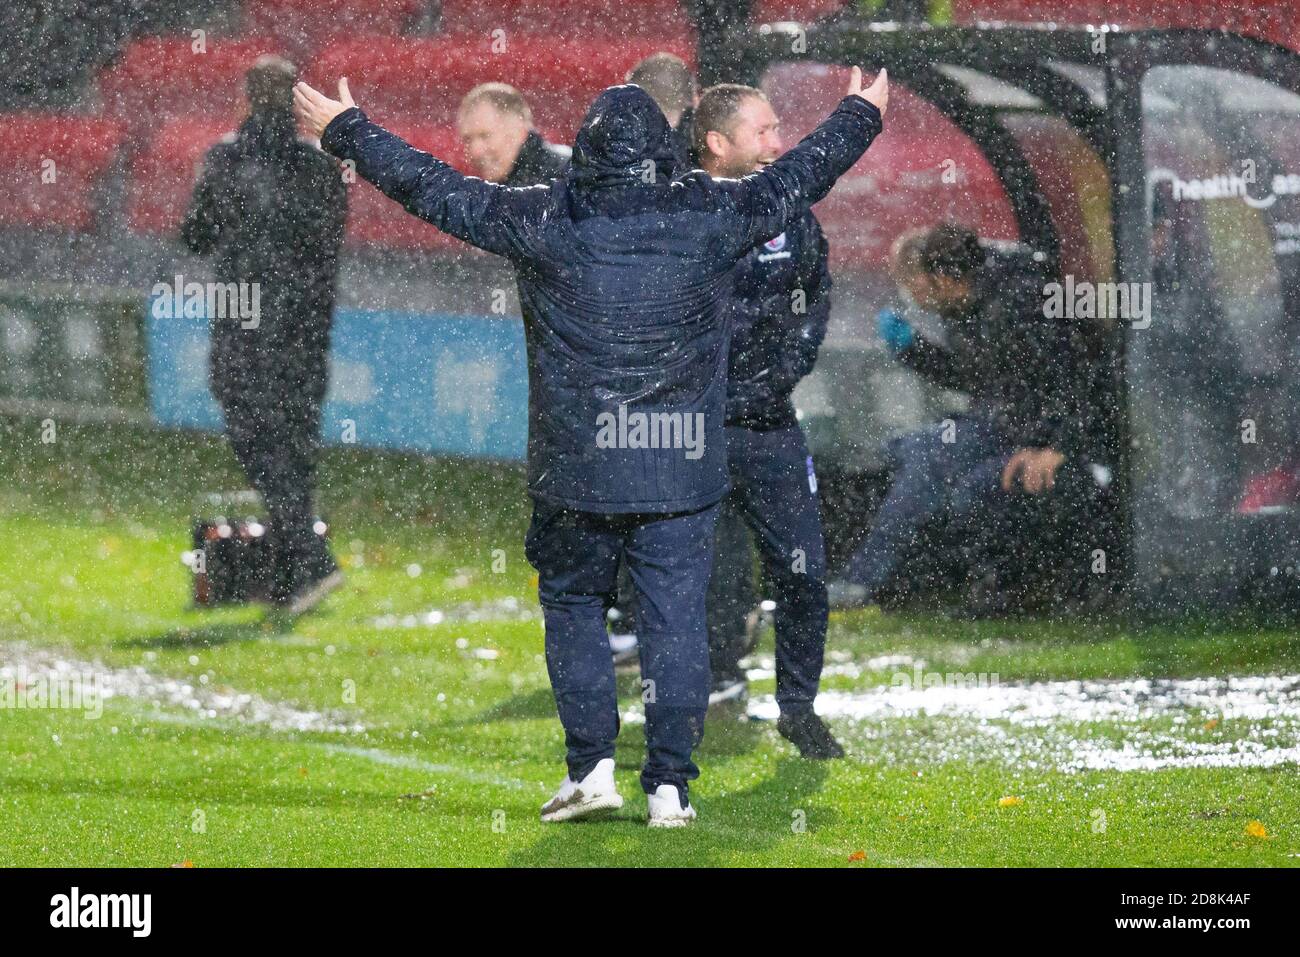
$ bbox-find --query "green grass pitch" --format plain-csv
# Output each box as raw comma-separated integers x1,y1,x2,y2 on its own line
1,412,1298,866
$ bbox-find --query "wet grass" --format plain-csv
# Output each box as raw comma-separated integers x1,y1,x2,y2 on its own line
1,413,1298,866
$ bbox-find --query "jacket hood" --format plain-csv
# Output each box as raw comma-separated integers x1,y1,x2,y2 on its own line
569,84,681,189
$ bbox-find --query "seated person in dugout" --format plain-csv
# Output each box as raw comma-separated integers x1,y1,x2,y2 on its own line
828,223,1108,615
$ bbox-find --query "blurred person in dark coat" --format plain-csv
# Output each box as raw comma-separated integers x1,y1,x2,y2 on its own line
626,52,698,173
829,224,1090,612
182,55,348,614
456,82,569,186
683,0,754,88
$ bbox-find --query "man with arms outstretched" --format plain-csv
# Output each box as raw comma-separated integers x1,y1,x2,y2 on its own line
294,67,887,826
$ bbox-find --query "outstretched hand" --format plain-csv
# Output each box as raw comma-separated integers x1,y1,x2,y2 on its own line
293,78,357,139
846,66,888,117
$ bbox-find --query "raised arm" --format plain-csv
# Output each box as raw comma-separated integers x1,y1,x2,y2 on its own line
725,68,888,256
294,78,536,259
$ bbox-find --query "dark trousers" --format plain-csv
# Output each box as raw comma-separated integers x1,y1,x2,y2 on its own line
708,424,828,711
842,415,1016,595
525,497,720,797
213,365,336,601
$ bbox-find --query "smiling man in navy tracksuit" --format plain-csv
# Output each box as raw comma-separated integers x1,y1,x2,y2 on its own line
294,69,886,827
693,84,842,758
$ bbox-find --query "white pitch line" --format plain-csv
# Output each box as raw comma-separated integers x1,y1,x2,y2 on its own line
1,640,535,791
314,743,532,790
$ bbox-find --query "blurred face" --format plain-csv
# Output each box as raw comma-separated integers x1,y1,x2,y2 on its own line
457,101,530,183
705,95,783,177
897,268,971,313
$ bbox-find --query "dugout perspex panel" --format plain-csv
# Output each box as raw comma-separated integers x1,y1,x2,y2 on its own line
1129,45,1300,611
744,16,1300,610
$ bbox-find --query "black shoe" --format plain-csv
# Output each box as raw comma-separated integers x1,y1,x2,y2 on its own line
778,711,845,759
275,569,345,616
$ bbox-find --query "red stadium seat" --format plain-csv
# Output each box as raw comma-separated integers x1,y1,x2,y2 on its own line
245,0,425,55
98,37,285,136
1001,112,1114,282
0,114,126,231
305,36,482,124
127,117,241,234
308,35,695,139
439,0,691,41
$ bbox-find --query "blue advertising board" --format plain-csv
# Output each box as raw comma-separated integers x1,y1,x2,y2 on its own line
146,302,528,460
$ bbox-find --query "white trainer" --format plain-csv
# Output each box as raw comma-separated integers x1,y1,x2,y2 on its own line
540,758,623,822
647,784,696,828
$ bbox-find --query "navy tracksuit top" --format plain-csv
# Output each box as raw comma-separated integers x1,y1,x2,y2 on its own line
321,85,882,513
724,208,831,430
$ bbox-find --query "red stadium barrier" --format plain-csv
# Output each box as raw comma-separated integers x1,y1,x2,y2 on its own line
752,0,850,24
762,62,1018,269
244,0,425,56
0,114,126,231
951,0,1294,49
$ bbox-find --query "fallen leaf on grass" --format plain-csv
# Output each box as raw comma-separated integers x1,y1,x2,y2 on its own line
399,788,438,801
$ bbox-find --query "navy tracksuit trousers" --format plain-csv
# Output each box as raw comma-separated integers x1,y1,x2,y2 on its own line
525,498,720,797
841,414,1016,595
707,423,828,712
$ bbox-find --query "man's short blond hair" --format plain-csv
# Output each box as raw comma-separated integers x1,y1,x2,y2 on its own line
458,82,533,125
891,228,928,277
626,53,696,118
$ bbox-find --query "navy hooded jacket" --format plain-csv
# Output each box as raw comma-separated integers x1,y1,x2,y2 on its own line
320,85,882,513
